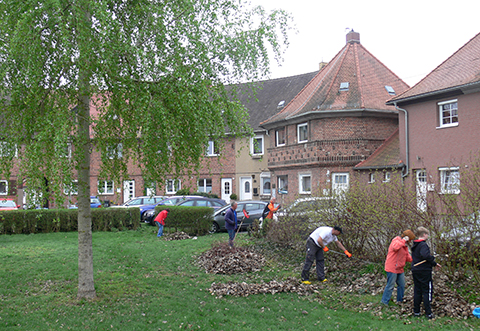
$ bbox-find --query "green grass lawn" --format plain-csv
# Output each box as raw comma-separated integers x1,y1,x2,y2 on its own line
1,225,479,330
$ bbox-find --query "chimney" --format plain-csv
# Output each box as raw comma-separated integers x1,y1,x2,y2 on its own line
346,30,360,44
319,62,328,70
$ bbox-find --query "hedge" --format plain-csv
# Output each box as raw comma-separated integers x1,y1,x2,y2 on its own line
0,208,140,234
155,205,214,236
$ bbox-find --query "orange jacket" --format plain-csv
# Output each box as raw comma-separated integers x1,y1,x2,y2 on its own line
266,202,279,219
384,236,412,273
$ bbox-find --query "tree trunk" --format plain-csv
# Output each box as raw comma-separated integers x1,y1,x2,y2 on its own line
77,72,96,299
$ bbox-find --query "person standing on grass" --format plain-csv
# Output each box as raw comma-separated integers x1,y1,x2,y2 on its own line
381,229,415,305
411,226,441,319
224,201,238,248
266,196,281,220
154,208,170,238
301,226,352,284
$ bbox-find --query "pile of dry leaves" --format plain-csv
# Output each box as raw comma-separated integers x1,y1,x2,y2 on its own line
199,244,478,319
163,231,192,241
197,243,265,274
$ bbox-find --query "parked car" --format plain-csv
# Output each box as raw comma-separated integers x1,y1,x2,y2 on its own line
176,197,226,209
440,212,480,248
69,196,103,209
111,195,166,219
0,199,20,210
210,200,268,233
143,196,226,225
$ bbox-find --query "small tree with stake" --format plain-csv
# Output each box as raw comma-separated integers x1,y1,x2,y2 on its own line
0,0,292,299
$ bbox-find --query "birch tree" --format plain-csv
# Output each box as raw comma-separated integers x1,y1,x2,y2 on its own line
0,0,291,299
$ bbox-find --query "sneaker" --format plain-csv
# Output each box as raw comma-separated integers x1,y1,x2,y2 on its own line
301,280,312,285
427,314,435,319
413,312,421,317
322,278,328,282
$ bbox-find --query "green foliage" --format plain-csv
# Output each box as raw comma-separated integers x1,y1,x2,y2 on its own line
155,205,213,236
0,208,140,234
230,193,238,200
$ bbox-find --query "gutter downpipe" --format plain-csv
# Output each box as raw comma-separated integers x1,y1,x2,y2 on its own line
393,101,409,178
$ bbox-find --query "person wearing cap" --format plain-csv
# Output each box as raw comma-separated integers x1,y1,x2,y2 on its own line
301,226,351,284
380,229,415,305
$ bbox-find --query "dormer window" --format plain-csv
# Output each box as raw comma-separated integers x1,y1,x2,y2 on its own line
277,100,285,109
385,85,396,95
339,82,349,91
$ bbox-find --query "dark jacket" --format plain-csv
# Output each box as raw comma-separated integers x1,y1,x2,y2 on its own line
224,207,237,230
411,239,437,272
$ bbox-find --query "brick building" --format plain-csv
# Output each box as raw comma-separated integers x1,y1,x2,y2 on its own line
260,30,409,203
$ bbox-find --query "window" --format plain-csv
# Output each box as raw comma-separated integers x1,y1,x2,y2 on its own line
276,127,286,146
64,181,78,195
198,178,212,193
368,173,375,183
384,172,391,182
0,180,8,195
98,180,114,195
297,123,308,143
385,86,396,95
251,135,264,156
299,173,311,194
206,141,219,156
277,100,285,109
107,143,123,159
261,173,271,195
339,82,349,91
438,99,458,128
332,173,349,194
0,142,17,157
439,167,460,194
278,175,288,194
166,179,181,194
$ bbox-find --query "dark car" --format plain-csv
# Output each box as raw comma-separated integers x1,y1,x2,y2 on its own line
210,200,268,233
176,197,226,209
143,196,226,225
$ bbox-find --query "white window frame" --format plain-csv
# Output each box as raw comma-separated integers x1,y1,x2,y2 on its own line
107,143,123,159
260,172,271,195
299,173,311,194
297,123,308,143
384,172,391,183
332,173,349,195
197,178,212,193
98,180,114,195
278,175,288,194
0,180,8,195
368,173,375,183
439,167,460,194
64,180,78,195
0,142,18,158
438,99,458,129
276,127,286,147
166,179,181,194
206,141,218,157
250,134,264,156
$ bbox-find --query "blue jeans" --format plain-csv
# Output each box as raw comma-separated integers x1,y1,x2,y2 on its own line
381,272,405,304
156,223,164,237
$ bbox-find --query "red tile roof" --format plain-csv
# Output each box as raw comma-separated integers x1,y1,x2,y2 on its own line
389,32,480,104
354,128,402,169
262,32,409,126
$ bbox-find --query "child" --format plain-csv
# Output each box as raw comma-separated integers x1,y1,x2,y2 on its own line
411,226,441,319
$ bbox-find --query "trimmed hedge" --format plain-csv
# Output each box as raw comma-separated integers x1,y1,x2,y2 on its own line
155,205,214,236
0,208,140,234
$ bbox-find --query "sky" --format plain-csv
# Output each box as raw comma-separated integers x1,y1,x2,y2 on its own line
253,0,480,86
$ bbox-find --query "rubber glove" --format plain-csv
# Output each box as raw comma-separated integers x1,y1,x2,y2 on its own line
344,250,352,258
323,246,329,252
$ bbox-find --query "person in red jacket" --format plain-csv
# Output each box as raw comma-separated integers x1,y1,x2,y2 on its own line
381,229,415,305
154,208,170,237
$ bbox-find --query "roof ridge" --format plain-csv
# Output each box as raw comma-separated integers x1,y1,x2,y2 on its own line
354,43,365,108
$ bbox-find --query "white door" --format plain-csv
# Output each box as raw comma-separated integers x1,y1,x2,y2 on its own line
332,173,349,195
221,178,232,204
416,170,427,212
240,177,253,200
123,180,135,202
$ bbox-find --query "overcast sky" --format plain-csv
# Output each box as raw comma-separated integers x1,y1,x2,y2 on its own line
254,0,480,86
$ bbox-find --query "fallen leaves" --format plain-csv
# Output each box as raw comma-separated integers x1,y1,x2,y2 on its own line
197,243,265,274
